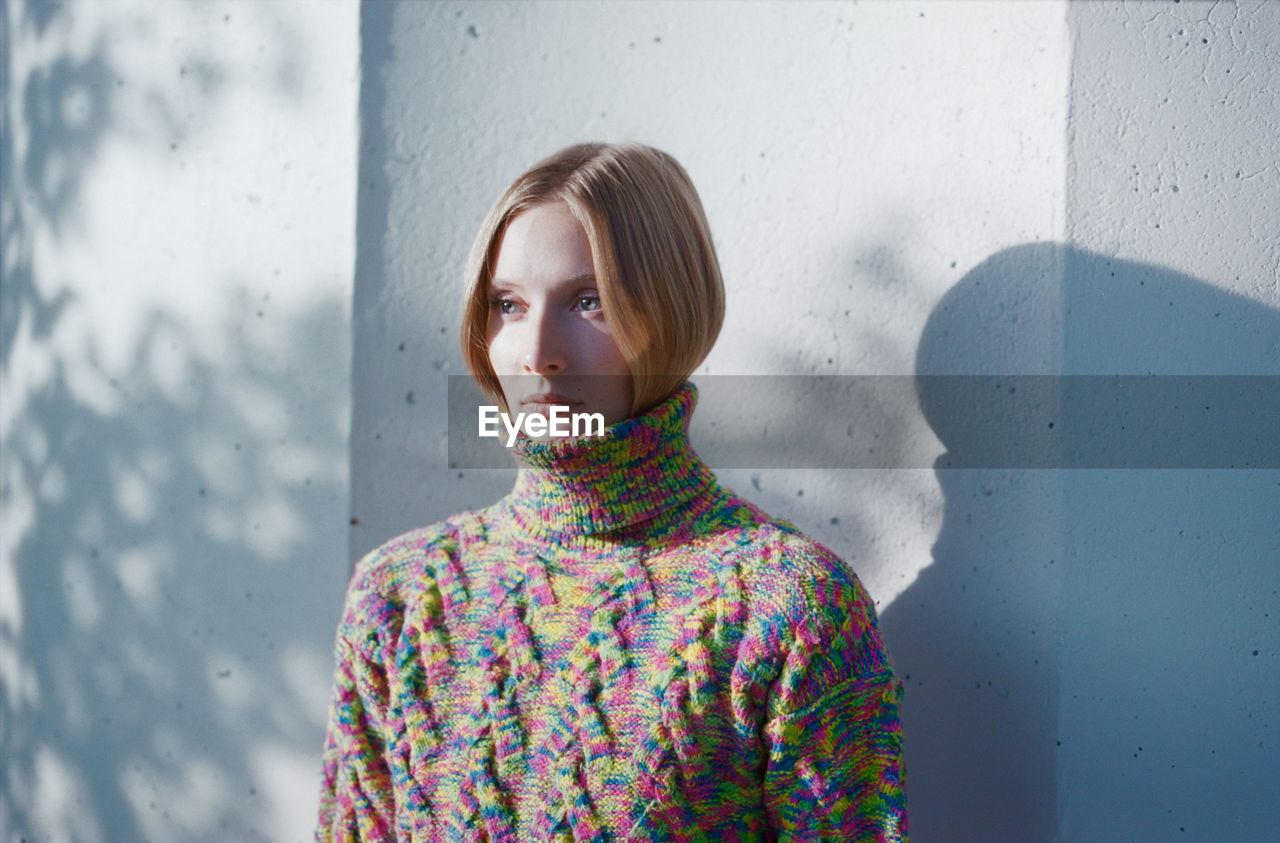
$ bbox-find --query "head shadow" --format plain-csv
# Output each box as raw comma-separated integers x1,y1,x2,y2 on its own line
884,242,1280,839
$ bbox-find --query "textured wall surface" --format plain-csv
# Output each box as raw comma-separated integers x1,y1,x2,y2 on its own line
354,1,1279,839
5,0,1275,839
1058,2,1280,838
1,1,358,839
352,2,1070,839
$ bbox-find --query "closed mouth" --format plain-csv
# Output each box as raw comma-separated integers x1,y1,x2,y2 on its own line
521,393,580,407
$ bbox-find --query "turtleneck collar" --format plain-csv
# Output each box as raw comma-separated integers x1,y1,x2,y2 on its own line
501,382,718,537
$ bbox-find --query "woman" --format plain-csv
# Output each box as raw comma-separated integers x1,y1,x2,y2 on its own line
318,143,906,840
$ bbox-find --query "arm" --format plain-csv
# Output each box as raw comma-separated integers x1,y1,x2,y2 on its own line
317,631,397,841
761,577,907,840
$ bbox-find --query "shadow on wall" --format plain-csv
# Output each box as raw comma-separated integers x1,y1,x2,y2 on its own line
884,243,1280,841
2,3,347,838
2,301,349,840
0,0,102,367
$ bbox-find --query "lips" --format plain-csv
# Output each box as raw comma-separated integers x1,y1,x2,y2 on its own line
521,392,580,407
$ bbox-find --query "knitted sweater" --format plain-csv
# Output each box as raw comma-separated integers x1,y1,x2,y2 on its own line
318,384,906,841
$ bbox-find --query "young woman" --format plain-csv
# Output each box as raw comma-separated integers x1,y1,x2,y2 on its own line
318,143,906,841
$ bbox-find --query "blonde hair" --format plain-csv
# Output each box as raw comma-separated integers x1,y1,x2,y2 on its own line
460,142,725,416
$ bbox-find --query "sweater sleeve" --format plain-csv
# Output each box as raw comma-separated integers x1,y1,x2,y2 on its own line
760,562,907,841
317,622,398,841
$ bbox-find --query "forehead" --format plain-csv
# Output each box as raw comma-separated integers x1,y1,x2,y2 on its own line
492,202,595,286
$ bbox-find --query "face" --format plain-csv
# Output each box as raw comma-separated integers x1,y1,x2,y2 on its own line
486,201,633,429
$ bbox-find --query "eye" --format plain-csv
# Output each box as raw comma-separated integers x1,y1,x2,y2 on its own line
574,294,602,312
490,297,520,315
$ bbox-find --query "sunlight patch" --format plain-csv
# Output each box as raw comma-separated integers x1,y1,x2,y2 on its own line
249,742,323,841
33,744,104,842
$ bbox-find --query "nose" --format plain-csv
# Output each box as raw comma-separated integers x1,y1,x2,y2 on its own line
521,308,565,375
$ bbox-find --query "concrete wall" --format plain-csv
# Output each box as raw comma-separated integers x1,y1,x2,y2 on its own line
1,1,357,839
353,2,1070,839
4,0,1275,839
1058,2,1279,839
355,1,1278,839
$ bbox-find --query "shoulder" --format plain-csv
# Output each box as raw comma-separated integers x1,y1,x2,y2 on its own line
715,493,876,630
336,512,483,656
715,496,891,709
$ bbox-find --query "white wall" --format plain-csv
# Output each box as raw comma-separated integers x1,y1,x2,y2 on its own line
5,0,1274,839
353,1,1070,839
1,1,358,839
1058,2,1280,839
355,1,1280,839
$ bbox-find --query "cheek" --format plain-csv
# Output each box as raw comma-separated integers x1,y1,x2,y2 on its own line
485,323,514,375
605,341,632,378
582,323,629,374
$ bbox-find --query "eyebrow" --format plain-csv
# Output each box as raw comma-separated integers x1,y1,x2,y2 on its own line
490,273,597,288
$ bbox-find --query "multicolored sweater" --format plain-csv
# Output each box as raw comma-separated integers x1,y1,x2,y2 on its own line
318,384,906,841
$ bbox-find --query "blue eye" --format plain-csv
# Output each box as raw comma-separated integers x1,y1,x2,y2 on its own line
575,295,602,312
491,298,519,314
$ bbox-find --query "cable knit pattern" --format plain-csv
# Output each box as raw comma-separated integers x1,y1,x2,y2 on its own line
318,384,907,841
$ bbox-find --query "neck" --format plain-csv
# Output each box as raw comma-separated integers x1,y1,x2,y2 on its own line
503,383,717,536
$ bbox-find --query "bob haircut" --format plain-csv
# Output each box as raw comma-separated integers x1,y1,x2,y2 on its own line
460,142,725,417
